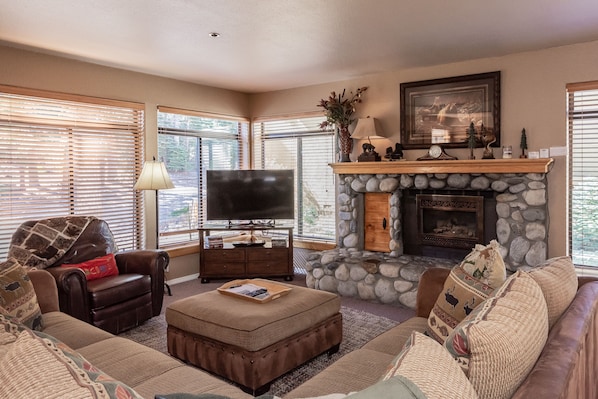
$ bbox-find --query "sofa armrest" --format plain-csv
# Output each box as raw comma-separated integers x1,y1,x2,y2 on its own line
28,269,60,314
46,266,91,322
416,267,450,318
115,250,169,316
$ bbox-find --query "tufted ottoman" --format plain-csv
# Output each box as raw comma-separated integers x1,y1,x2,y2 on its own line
165,279,342,394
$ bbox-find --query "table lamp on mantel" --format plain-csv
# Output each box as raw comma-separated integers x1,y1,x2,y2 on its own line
134,156,175,295
352,116,385,162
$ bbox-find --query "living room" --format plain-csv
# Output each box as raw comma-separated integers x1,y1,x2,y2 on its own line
3,9,597,282
2,2,598,398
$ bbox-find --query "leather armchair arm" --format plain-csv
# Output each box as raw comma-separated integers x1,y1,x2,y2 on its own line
115,250,169,316
46,266,91,322
415,267,451,318
28,269,60,314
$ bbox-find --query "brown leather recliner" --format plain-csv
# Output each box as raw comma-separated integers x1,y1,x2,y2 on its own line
36,218,169,334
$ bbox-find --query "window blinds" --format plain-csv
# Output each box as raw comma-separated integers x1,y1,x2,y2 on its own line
252,114,336,242
157,106,248,247
0,85,144,258
567,81,598,267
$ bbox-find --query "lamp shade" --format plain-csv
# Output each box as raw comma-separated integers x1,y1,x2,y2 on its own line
351,117,385,139
134,160,175,190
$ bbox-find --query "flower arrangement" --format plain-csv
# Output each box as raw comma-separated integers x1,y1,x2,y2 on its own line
317,86,368,130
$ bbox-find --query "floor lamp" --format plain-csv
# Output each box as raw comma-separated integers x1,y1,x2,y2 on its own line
134,156,175,295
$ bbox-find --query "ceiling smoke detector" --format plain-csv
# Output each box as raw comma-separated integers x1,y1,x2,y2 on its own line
208,32,221,38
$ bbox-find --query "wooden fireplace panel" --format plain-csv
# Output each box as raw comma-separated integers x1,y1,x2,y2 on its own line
364,193,391,252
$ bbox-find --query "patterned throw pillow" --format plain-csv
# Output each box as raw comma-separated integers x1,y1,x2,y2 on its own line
527,256,578,328
0,258,43,330
381,331,478,399
444,271,548,399
61,253,119,281
459,240,506,287
0,327,143,399
427,240,506,344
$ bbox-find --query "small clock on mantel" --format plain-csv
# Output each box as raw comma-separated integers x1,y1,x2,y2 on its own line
417,144,458,161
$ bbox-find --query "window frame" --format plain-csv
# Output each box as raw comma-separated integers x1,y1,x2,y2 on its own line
157,106,249,249
0,85,145,258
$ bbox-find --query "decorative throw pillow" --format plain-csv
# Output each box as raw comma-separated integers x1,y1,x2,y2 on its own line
0,258,43,331
459,240,506,287
427,240,506,344
0,328,144,399
527,256,578,328
61,253,119,281
444,271,548,399
381,331,478,399
426,265,495,343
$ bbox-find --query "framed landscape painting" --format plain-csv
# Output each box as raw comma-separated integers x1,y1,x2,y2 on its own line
400,71,501,149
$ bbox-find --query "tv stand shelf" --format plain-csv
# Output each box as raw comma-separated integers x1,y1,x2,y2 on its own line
198,225,294,283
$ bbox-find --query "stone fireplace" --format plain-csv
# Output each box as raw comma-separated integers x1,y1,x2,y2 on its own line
305,159,554,308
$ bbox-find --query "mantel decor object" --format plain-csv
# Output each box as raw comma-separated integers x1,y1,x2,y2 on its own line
318,86,368,162
400,71,501,150
352,116,385,162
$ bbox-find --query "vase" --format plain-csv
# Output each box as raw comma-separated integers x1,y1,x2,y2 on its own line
338,125,352,162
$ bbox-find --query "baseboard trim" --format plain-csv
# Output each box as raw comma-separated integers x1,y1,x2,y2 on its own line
166,273,199,286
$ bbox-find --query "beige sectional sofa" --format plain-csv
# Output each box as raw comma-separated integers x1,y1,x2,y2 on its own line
2,254,598,399
286,257,598,399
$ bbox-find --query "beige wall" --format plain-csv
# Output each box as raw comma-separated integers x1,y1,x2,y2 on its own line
0,45,250,281
3,39,598,279
251,40,598,261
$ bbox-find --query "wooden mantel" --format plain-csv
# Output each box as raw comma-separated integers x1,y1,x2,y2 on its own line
330,158,554,175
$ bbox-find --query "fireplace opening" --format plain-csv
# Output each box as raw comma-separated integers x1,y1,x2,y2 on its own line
402,190,498,259
417,194,483,249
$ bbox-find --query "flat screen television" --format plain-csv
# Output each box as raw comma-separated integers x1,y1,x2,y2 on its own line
206,169,295,223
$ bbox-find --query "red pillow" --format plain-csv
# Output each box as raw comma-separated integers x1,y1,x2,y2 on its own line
62,253,119,281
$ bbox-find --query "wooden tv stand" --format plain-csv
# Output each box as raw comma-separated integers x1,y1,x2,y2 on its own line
198,225,294,283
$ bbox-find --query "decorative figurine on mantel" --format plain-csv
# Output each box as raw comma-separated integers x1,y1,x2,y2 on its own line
520,128,528,158
481,124,496,159
358,142,381,162
384,143,404,161
467,122,477,159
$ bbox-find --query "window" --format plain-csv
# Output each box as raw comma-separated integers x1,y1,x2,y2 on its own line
157,107,249,247
253,114,336,242
0,85,144,259
568,81,598,267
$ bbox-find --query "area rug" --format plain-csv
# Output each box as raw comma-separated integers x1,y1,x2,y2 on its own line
119,306,399,397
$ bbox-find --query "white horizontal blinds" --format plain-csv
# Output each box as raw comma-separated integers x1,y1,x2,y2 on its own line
157,106,248,246
252,114,335,241
567,81,598,268
0,85,144,259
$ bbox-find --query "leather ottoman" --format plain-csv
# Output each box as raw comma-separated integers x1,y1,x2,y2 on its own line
165,279,342,395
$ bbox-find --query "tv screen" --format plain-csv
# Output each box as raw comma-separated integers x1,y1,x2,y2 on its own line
206,169,295,222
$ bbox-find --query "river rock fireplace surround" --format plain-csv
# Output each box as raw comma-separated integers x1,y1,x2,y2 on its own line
305,158,554,308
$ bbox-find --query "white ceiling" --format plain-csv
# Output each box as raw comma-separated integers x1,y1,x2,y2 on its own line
2,0,598,94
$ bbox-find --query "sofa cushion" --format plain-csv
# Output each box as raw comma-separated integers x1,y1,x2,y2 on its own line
0,325,143,399
427,265,495,343
527,256,578,328
381,331,478,399
459,240,507,287
0,258,43,330
444,271,548,399
427,240,506,344
61,253,119,281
